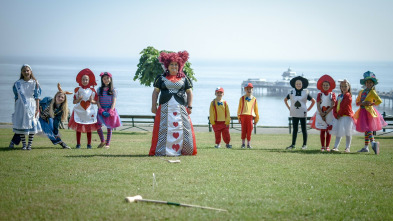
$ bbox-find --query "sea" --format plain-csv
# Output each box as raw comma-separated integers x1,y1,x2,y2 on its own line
1,56,392,126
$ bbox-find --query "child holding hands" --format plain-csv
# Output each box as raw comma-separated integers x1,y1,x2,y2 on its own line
209,87,232,148
68,68,100,149
310,75,336,152
237,83,259,148
329,80,356,152
96,72,122,149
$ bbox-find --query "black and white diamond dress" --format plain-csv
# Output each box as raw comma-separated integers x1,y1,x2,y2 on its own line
149,75,197,156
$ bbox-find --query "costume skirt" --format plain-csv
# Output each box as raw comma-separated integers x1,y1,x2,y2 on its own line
354,108,387,132
149,97,197,156
97,108,122,129
329,116,356,137
68,111,100,133
310,111,334,130
13,116,42,135
38,118,62,144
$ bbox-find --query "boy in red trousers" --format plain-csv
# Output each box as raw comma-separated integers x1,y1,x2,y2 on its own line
237,83,259,148
209,87,232,148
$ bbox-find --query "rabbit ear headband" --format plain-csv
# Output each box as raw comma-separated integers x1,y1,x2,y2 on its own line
57,83,73,95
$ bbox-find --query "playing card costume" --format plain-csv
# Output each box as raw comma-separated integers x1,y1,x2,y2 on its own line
149,51,197,156
310,75,336,151
68,68,100,148
286,76,314,148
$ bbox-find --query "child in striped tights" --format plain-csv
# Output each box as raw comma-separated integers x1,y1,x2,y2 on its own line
96,72,122,149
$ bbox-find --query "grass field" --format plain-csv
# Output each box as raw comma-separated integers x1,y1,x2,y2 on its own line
0,128,392,220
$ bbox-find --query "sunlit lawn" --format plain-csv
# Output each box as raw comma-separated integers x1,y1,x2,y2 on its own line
0,128,392,220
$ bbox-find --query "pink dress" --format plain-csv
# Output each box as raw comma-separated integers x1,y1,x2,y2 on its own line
97,87,122,129
354,89,387,132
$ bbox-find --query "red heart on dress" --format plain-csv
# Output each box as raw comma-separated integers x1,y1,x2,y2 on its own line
173,122,179,127
322,106,330,112
172,144,180,151
80,100,90,110
173,112,177,116
173,132,179,139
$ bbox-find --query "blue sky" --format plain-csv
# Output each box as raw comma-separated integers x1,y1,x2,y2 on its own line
1,0,392,61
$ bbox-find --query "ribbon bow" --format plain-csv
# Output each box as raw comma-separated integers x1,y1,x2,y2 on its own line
245,97,252,102
100,72,112,77
217,102,223,106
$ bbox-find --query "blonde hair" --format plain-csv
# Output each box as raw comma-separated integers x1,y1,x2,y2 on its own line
19,65,37,81
49,92,69,122
340,79,352,95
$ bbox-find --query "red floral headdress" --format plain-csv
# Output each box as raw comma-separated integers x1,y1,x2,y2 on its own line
76,68,97,89
158,51,189,77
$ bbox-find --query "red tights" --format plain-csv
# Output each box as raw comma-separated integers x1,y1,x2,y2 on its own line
320,129,331,147
76,132,92,145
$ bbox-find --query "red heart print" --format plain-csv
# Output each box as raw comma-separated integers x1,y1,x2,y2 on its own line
173,122,179,127
173,112,177,116
80,100,91,110
172,144,180,151
173,132,179,139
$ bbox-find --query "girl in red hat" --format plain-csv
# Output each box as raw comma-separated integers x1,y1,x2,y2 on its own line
237,83,259,148
68,68,100,149
149,51,197,156
310,75,337,152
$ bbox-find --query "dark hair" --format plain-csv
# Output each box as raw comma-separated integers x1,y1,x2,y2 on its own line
99,73,114,96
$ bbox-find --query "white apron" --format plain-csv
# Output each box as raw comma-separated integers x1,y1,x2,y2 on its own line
73,87,97,124
315,93,334,129
12,79,42,134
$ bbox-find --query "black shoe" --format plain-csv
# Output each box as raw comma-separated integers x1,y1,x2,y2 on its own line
247,145,252,149
60,142,71,149
286,145,295,150
241,144,245,148
226,144,232,148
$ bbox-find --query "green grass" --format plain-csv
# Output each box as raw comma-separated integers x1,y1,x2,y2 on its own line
1,128,392,220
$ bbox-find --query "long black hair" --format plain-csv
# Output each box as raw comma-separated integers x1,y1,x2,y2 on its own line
99,72,114,96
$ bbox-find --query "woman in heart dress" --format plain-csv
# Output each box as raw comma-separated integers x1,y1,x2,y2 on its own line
149,51,197,156
68,68,100,149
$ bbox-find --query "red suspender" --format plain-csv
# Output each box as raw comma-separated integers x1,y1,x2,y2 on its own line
212,100,217,121
251,99,256,114
241,96,245,114
241,96,256,115
224,101,227,118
